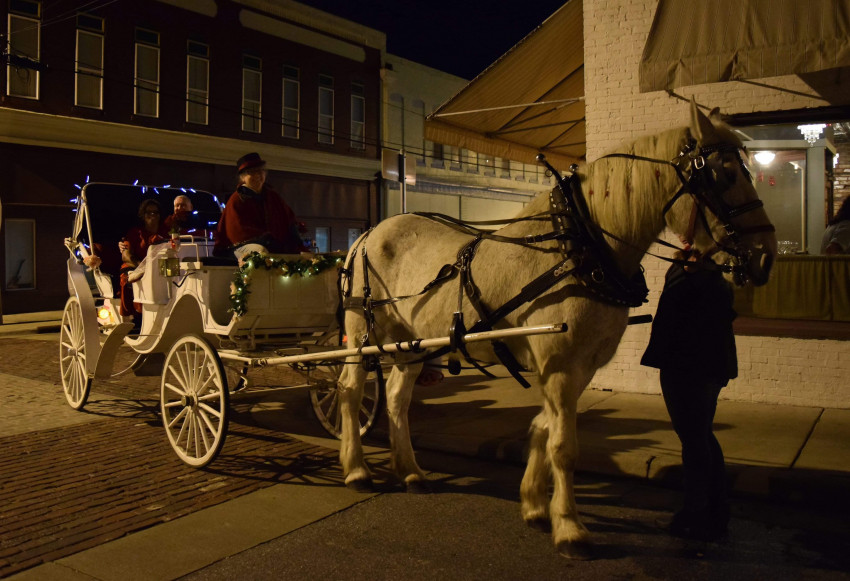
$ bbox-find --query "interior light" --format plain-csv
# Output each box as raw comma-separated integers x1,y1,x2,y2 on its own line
754,151,775,165
798,124,826,146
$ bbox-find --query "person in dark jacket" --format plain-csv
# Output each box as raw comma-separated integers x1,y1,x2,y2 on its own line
214,152,308,259
641,247,737,542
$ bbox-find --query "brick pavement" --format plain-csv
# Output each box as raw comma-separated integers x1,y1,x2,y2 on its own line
0,336,341,578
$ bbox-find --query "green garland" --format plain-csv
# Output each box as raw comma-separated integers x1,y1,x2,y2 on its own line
229,251,344,317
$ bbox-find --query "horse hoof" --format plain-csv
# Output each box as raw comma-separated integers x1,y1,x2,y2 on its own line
525,517,551,533
345,478,374,493
406,479,433,494
557,541,594,561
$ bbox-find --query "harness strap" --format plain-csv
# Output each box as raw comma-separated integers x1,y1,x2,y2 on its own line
413,211,570,251
468,259,577,335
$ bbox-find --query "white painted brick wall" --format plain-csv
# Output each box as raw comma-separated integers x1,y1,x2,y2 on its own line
583,0,850,408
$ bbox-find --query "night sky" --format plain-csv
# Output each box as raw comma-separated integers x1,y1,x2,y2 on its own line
295,0,569,80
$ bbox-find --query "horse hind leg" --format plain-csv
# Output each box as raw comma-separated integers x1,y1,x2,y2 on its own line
385,362,430,493
521,411,551,532
338,357,373,491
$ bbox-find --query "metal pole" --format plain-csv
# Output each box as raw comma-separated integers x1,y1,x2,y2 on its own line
401,151,407,214
218,322,567,366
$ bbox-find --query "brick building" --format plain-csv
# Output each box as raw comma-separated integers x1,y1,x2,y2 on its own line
582,0,850,408
1,0,383,315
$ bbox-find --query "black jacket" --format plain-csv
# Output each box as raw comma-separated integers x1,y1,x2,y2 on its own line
640,262,738,384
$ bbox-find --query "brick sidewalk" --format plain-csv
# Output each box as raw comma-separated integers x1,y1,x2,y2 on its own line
0,337,340,578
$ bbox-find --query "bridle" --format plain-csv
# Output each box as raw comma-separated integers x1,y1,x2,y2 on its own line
599,136,776,285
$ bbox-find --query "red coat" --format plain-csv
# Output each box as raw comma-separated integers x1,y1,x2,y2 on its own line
122,225,167,268
214,185,306,255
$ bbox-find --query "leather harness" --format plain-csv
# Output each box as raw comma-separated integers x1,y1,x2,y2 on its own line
339,136,773,388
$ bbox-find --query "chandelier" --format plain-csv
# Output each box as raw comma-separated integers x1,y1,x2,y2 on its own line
797,124,826,146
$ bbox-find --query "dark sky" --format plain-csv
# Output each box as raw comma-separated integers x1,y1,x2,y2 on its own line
295,0,568,79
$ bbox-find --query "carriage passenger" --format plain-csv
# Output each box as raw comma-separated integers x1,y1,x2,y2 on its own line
213,152,309,261
821,197,850,254
118,199,168,320
164,194,198,235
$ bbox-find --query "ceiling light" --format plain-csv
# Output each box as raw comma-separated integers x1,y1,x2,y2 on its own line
754,151,775,165
798,124,826,146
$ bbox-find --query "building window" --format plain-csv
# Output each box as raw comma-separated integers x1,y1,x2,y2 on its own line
350,82,365,150
282,65,299,139
186,41,209,125
315,226,330,253
347,228,362,248
134,28,160,117
242,55,262,133
5,219,36,290
75,15,104,109
318,74,334,144
6,0,41,99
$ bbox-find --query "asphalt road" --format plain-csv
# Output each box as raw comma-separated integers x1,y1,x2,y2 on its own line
181,449,850,580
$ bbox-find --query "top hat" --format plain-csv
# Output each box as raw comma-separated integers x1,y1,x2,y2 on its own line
237,152,266,173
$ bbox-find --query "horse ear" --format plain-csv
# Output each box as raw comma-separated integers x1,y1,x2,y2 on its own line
689,98,716,142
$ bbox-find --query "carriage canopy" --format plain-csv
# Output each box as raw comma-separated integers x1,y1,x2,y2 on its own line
72,183,222,274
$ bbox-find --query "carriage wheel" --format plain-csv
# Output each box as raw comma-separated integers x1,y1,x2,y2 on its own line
309,333,385,439
161,335,229,468
59,297,92,410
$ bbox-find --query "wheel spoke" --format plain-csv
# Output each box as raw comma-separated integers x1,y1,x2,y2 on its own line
197,401,222,419
196,408,215,449
176,347,191,392
165,364,189,394
185,409,196,454
326,391,338,418
197,406,218,435
197,391,221,403
317,389,335,408
195,368,217,398
168,406,189,429
164,380,186,398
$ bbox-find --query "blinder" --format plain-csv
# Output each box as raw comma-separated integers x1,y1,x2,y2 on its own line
672,139,775,285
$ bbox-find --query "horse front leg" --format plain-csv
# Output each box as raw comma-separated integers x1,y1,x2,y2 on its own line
338,357,372,491
543,372,593,559
385,362,430,492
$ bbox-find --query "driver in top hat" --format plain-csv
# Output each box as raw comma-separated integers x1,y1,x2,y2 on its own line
214,152,308,259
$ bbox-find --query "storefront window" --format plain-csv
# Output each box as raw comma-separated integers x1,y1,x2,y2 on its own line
732,121,848,326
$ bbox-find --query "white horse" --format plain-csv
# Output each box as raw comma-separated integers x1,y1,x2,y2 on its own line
337,102,777,558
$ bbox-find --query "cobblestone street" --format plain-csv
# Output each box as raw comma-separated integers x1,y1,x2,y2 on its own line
0,335,341,578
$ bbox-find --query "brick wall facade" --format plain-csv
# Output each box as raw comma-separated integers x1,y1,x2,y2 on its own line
583,0,850,408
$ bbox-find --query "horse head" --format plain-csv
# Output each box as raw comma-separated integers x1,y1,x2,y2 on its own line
666,101,777,286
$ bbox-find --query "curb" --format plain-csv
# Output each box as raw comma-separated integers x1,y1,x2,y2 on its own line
372,428,850,512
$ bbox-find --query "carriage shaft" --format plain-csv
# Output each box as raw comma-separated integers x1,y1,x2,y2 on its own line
218,323,567,367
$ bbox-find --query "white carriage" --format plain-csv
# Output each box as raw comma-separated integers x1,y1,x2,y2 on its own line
61,183,567,468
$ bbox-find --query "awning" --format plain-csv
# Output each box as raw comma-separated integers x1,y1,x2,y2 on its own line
424,0,584,169
640,0,850,93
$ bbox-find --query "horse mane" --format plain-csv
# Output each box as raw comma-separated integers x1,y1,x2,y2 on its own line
582,127,690,249
508,126,691,259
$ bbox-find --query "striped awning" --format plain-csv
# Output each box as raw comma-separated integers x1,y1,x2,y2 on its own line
640,0,850,93
424,0,584,169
